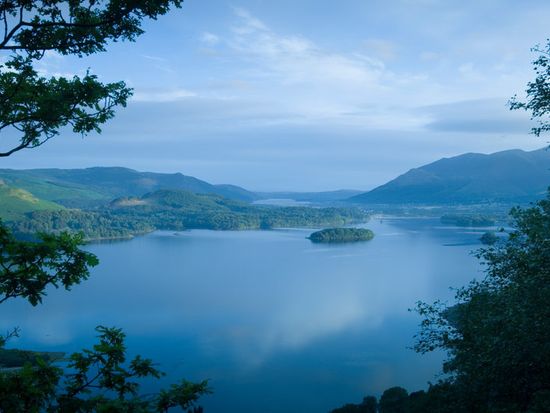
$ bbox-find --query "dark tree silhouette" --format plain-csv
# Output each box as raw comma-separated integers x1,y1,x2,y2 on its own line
0,0,182,157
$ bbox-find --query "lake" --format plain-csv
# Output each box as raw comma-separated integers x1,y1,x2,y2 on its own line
2,217,488,412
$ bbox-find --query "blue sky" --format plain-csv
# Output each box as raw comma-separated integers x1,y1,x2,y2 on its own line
2,0,550,191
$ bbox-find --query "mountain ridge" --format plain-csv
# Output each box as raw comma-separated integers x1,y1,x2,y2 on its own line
350,148,550,204
0,167,258,206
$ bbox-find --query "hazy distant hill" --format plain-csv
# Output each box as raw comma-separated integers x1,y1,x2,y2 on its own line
256,190,363,203
107,189,368,230
350,148,550,204
0,167,258,206
110,189,245,211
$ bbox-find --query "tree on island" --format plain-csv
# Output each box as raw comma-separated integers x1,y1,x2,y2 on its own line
308,227,374,243
0,1,209,411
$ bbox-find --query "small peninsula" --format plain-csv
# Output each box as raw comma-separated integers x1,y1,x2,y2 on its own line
308,228,374,243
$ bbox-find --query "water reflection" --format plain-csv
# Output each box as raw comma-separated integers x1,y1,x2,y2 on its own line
1,218,484,412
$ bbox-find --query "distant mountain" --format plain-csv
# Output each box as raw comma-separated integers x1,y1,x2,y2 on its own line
0,180,63,221
350,148,550,204
214,184,260,202
0,167,257,206
256,190,363,203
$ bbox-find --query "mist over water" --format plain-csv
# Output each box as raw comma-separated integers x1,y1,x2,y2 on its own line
2,218,486,412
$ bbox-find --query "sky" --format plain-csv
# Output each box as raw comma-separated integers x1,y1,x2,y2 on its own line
1,0,550,191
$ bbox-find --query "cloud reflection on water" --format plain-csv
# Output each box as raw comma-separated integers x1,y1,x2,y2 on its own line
2,219,480,369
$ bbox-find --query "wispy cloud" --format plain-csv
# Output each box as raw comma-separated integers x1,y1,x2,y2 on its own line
191,8,538,133
232,7,269,33
132,88,197,103
422,98,534,135
34,51,80,79
200,32,220,45
229,9,387,87
141,54,168,63
140,54,175,74
203,8,429,129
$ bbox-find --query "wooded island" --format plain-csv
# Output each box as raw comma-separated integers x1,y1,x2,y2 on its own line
308,228,374,243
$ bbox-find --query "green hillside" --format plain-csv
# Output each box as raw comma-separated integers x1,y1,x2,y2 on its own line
0,167,257,206
0,171,109,208
0,181,64,221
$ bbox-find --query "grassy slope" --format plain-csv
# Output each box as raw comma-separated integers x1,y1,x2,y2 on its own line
0,182,64,221
0,167,258,204
0,170,109,207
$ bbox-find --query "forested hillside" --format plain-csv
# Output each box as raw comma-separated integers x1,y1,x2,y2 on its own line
6,189,369,240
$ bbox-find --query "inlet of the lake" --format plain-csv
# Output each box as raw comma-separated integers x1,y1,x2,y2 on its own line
2,217,488,412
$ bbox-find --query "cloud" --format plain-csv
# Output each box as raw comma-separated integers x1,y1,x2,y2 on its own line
229,9,386,87
139,54,175,74
43,50,64,60
32,51,81,79
422,98,535,134
141,54,168,62
232,7,269,32
131,88,197,102
200,32,220,45
198,8,533,133
3,1,549,192
184,7,541,134
207,8,433,130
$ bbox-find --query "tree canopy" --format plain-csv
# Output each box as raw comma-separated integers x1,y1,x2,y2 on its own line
0,326,210,412
510,40,550,136
0,0,182,157
0,224,98,305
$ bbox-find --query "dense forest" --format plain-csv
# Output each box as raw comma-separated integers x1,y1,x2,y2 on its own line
6,189,370,240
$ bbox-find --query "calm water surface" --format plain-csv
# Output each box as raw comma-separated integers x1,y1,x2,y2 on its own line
2,218,489,412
